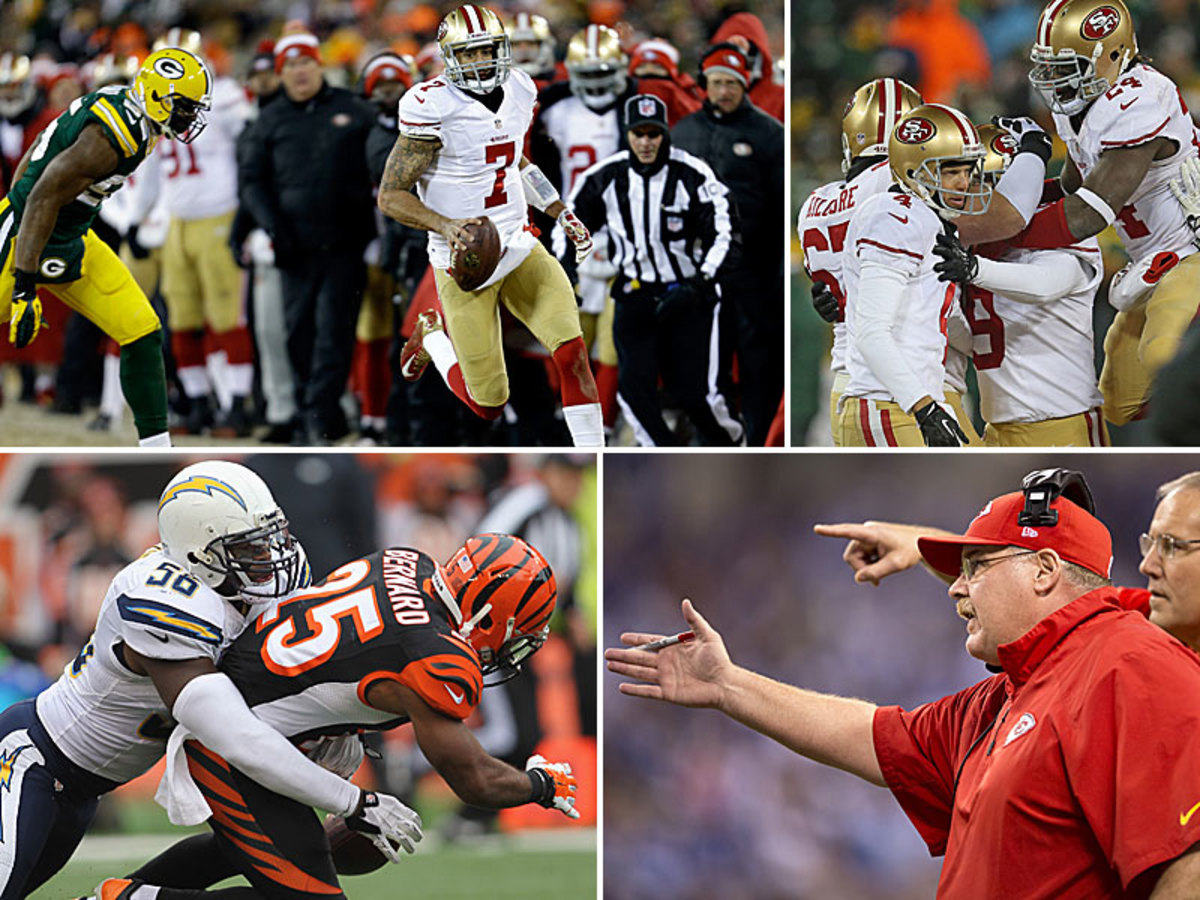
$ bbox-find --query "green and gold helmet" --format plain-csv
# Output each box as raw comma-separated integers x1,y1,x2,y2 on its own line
132,47,212,143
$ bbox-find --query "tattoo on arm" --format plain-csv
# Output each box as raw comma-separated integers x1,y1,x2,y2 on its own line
381,134,439,194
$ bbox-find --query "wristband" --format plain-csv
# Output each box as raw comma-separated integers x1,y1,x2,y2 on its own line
13,269,36,294
1072,187,1116,227
527,767,555,806
521,164,560,213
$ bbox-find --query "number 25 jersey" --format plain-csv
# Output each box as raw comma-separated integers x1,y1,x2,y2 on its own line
220,548,484,740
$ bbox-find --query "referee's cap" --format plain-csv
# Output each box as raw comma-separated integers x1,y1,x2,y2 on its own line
625,93,668,132
918,491,1114,580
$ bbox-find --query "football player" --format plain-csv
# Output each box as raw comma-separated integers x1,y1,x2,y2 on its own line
1018,0,1200,423
836,104,993,447
0,54,40,194
933,125,1108,446
0,48,217,447
101,534,579,900
0,461,420,899
505,12,560,88
379,5,603,447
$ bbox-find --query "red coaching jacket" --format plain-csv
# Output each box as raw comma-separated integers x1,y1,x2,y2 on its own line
873,587,1200,899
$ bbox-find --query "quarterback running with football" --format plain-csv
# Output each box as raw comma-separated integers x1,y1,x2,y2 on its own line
97,534,579,900
1018,0,1200,424
378,5,604,447
0,48,215,447
0,462,420,899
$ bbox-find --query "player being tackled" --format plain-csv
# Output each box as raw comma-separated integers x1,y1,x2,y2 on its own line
378,5,602,447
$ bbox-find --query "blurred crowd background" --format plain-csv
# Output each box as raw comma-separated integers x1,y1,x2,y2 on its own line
604,451,1198,899
789,0,1200,444
0,451,596,837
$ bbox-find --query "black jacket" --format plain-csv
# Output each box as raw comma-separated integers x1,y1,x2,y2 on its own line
240,82,376,264
671,98,783,276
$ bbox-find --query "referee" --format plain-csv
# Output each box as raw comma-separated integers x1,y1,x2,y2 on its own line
561,94,744,446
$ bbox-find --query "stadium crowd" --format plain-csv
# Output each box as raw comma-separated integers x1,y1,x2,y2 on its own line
0,0,783,447
791,0,1200,447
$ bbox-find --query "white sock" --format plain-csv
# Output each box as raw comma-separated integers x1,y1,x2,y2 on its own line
177,365,210,400
139,431,172,448
424,331,459,383
206,350,232,411
563,402,603,447
100,353,126,419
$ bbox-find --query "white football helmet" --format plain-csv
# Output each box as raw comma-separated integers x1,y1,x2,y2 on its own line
158,461,308,600
566,25,627,110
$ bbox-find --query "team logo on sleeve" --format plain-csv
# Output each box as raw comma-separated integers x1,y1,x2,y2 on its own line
117,596,223,645
895,117,935,144
1080,7,1120,40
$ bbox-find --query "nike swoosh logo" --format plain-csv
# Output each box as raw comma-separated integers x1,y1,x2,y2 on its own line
1181,800,1200,826
149,631,169,643
1120,99,1137,110
415,95,426,104
889,213,908,224
444,685,464,704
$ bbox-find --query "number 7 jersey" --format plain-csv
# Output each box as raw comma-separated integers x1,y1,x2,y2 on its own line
219,548,484,741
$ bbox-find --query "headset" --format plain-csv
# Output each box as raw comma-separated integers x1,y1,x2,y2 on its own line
1018,468,1096,527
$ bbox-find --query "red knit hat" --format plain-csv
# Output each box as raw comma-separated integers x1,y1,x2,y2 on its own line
363,53,414,97
274,32,321,73
701,45,749,87
918,491,1114,580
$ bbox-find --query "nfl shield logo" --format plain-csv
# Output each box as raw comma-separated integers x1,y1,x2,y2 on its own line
667,216,683,233
638,97,657,117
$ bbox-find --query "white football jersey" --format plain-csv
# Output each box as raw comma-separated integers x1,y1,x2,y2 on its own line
968,239,1103,424
843,189,959,405
797,160,894,376
1054,63,1200,263
35,547,253,783
398,69,540,286
159,77,248,220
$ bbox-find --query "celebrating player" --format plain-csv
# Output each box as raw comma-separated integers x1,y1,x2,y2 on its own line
1019,0,1200,423
97,534,579,900
0,48,215,447
378,5,603,447
0,461,420,898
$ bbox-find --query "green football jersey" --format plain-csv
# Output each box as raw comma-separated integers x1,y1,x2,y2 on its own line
7,86,158,244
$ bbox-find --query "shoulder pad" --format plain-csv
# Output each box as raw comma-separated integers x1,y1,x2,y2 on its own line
89,93,142,158
390,632,482,719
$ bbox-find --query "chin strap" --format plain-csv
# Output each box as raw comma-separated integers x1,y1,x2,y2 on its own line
430,568,464,626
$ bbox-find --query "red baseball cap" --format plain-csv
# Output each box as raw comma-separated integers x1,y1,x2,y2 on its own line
917,491,1113,580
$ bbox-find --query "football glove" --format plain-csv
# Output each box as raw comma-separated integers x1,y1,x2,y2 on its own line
346,791,423,862
558,208,593,264
526,754,580,819
125,225,151,260
914,402,968,447
994,115,1052,164
298,733,365,779
1169,155,1200,241
8,270,46,349
932,231,978,285
811,281,840,323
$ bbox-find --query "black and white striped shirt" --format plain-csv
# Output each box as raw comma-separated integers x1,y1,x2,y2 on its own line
562,146,735,286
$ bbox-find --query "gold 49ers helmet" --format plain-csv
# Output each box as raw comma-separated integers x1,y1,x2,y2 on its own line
889,104,991,217
434,533,557,681
566,25,627,110
506,12,555,78
132,47,212,143
1030,0,1137,116
438,5,512,94
0,53,36,119
841,77,923,176
153,27,203,54
976,123,1019,183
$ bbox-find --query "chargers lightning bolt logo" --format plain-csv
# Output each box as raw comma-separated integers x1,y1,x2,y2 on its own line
158,476,247,512
0,744,32,842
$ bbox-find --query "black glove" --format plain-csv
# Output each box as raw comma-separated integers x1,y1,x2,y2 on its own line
993,115,1052,164
654,275,713,322
227,231,250,269
932,231,978,285
810,281,840,323
8,269,45,349
914,402,968,447
125,225,150,260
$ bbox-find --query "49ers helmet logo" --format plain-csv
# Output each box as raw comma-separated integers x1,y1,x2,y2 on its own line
895,117,936,144
1080,6,1120,40
991,133,1018,157
152,56,186,79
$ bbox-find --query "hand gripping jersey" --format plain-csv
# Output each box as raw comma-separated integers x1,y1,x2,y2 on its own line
158,76,248,220
1054,63,1200,263
218,548,483,742
968,239,1104,424
34,547,249,784
397,69,540,287
843,188,960,406
797,159,894,378
7,86,157,247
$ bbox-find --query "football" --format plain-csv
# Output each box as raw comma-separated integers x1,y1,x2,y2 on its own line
325,815,388,875
450,216,502,291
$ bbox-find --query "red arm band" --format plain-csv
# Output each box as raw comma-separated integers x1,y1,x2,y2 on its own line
1013,198,1076,250
1040,178,1065,205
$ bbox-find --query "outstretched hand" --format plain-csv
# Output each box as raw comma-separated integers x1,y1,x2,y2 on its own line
605,599,731,710
811,521,930,586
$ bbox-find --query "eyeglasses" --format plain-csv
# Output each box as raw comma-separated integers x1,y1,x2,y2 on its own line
960,550,1039,582
1138,533,1200,560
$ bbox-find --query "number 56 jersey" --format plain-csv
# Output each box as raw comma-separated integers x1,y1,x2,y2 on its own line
219,548,484,741
35,547,249,784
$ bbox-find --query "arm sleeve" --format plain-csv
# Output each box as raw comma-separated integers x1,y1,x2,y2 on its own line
854,261,929,412
171,672,361,817
971,251,1090,304
993,152,1046,226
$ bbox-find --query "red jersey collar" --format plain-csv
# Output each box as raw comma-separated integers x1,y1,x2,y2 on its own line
996,587,1121,687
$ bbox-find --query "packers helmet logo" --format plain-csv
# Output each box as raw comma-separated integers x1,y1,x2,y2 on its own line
153,55,187,79
39,257,66,278
991,133,1018,156
896,117,936,144
1080,6,1120,40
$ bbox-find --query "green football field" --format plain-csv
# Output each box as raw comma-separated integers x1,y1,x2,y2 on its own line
31,831,596,900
